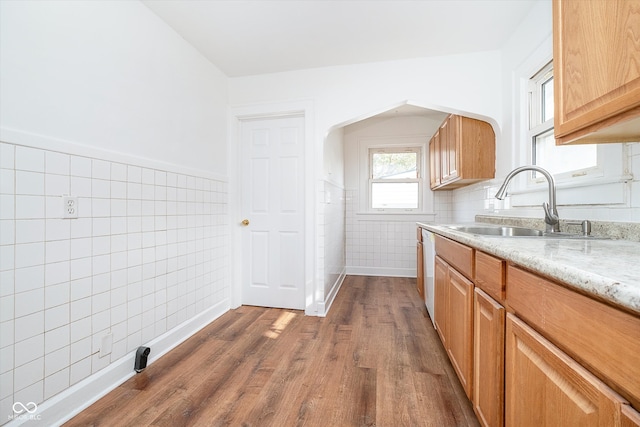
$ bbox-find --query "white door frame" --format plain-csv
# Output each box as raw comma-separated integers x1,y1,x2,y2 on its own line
228,100,318,315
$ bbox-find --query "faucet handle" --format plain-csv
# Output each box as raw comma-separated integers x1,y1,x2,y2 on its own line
566,220,592,236
542,202,559,223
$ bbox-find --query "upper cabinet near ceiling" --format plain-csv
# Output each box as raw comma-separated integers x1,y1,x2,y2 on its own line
429,114,496,191
553,0,640,145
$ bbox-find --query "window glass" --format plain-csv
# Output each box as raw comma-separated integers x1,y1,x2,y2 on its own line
529,63,596,178
369,148,421,210
371,152,417,179
371,182,419,209
533,128,597,175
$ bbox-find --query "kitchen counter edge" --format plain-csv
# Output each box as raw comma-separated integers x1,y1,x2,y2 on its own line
418,222,640,316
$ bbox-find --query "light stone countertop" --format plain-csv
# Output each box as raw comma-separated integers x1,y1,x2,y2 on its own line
418,222,640,316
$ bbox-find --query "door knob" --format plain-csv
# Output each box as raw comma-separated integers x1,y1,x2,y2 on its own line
241,219,250,226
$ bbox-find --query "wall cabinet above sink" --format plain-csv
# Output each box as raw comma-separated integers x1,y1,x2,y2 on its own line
553,0,640,145
429,114,496,191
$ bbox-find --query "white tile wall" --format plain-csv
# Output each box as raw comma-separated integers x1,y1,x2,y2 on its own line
345,190,417,274
0,141,229,421
322,181,345,295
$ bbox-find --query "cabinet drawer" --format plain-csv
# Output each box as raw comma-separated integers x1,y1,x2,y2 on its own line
506,265,640,409
434,235,474,280
475,251,505,302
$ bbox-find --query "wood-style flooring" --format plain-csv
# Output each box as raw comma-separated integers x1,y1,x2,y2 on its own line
65,276,479,426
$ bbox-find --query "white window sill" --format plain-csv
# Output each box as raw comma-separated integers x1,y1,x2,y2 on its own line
355,212,436,221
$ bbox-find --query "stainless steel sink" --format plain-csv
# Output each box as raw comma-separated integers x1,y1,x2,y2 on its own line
445,225,607,240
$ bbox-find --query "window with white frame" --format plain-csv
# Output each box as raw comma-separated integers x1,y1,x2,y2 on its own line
369,147,421,210
528,62,598,181
510,59,628,209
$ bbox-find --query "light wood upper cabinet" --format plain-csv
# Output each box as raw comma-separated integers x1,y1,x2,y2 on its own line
429,114,495,190
506,314,632,427
429,131,441,189
553,0,640,144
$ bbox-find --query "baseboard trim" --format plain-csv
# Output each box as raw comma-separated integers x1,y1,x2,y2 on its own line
346,266,416,278
317,268,346,317
14,299,230,427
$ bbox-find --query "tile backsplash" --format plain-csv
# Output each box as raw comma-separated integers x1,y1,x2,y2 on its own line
0,142,229,421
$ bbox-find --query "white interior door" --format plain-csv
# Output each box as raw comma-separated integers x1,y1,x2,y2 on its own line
240,115,305,310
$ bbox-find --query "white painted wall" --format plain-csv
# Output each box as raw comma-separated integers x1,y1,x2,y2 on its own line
0,0,228,175
229,52,502,135
324,128,345,187
0,1,230,425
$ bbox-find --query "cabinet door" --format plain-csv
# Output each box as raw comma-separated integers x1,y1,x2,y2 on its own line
447,267,474,399
434,256,448,347
445,115,459,181
429,131,441,188
474,288,505,427
440,116,458,183
622,405,640,427
416,240,424,300
506,314,628,427
553,0,640,144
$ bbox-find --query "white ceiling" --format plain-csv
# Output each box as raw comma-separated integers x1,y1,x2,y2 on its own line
142,0,539,78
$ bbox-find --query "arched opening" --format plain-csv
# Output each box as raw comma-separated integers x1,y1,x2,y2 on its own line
320,102,451,314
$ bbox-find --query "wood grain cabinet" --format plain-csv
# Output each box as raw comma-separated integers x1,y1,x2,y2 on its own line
429,114,496,190
553,0,640,144
506,313,634,426
433,235,475,399
434,255,449,348
623,405,640,427
433,255,474,398
473,288,505,427
431,234,640,426
446,267,474,398
429,130,441,188
507,265,640,412
416,228,424,300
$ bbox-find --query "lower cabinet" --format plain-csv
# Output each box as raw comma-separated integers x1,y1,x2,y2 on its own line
506,313,632,426
433,255,474,399
447,267,474,398
473,288,505,427
434,255,449,348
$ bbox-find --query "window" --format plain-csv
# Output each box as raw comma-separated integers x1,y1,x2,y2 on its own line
528,62,597,180
369,147,421,210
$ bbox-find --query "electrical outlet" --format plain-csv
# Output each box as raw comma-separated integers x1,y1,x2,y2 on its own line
62,195,78,219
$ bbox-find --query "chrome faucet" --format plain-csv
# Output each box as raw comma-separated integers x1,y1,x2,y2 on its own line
495,165,560,233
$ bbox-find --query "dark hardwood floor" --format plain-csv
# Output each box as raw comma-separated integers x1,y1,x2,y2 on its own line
65,276,479,426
